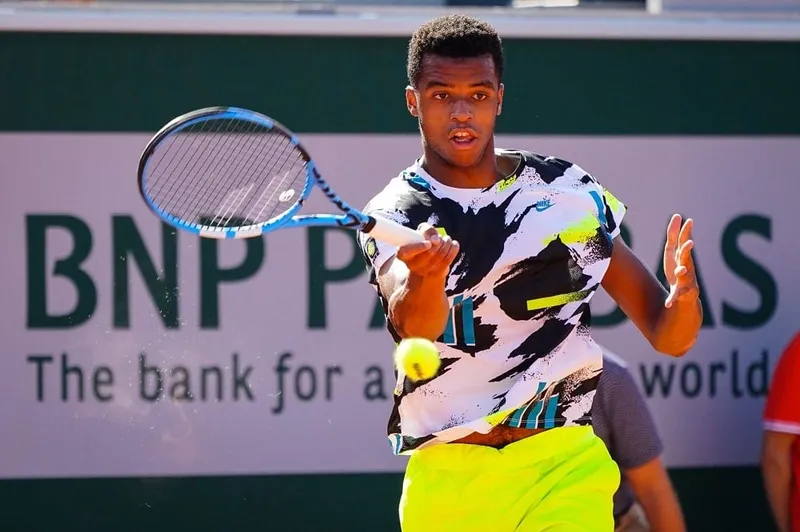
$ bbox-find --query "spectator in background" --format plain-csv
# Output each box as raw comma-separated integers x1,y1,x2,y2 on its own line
593,349,687,532
762,333,800,532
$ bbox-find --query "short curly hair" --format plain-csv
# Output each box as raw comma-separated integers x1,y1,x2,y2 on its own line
406,14,505,88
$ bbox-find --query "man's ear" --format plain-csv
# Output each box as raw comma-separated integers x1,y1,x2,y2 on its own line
497,83,504,116
406,86,419,118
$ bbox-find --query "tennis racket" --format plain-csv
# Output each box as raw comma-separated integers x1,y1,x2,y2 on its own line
137,106,424,247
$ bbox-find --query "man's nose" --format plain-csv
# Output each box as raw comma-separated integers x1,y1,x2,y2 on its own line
450,99,473,122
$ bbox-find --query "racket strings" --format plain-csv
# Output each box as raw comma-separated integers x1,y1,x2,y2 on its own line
192,120,269,224
163,118,264,222
148,116,231,202
172,118,247,216
196,122,306,226
239,135,304,223
147,117,235,218
143,117,308,229
211,126,296,227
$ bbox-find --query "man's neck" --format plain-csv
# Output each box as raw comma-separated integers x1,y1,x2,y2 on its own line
421,145,501,190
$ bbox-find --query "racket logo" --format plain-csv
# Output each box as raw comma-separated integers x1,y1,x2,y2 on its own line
365,237,378,260
279,189,296,203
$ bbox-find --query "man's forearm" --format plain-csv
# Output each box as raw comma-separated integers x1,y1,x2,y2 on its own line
388,272,449,341
627,459,686,532
638,486,686,532
762,459,792,532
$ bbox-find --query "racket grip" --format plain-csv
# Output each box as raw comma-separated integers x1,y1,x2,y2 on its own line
365,215,426,247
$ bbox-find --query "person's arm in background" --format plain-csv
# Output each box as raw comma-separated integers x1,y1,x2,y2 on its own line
762,432,795,532
625,456,686,532
601,352,686,532
761,334,800,532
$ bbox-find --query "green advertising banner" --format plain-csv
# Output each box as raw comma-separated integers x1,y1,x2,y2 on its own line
1,11,798,531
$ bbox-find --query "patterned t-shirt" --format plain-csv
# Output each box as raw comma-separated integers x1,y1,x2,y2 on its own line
358,149,627,455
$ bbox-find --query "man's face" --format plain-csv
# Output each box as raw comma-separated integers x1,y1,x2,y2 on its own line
406,53,504,169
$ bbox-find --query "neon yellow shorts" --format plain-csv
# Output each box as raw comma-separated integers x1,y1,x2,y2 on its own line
399,426,620,532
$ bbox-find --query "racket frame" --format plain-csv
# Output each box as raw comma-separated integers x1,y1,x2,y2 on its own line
138,106,375,239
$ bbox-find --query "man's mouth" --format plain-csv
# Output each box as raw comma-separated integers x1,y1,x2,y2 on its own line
449,129,478,149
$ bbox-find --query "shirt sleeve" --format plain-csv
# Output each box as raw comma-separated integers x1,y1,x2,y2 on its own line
597,183,627,240
764,333,800,435
566,160,627,240
602,355,664,470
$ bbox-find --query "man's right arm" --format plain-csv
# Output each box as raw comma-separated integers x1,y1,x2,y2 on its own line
376,223,459,341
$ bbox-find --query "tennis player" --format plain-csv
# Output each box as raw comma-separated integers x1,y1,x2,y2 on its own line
357,14,702,532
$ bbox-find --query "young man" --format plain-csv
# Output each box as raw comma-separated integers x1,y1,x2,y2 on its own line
762,332,800,532
357,14,702,532
592,349,686,532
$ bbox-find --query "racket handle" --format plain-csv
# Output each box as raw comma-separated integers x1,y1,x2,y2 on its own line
365,215,426,247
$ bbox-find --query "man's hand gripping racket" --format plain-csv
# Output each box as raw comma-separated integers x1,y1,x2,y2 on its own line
396,223,460,278
136,106,424,248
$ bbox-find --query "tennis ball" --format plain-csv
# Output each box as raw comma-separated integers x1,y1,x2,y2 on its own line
394,338,441,382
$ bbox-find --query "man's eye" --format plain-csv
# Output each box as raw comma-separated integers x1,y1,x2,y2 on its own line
433,93,448,100
474,93,488,101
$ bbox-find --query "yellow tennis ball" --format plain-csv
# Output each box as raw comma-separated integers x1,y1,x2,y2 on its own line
394,338,441,382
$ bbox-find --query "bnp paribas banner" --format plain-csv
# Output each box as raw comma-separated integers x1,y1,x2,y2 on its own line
1,133,797,479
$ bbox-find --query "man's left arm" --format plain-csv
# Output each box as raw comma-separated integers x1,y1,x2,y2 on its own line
601,215,703,357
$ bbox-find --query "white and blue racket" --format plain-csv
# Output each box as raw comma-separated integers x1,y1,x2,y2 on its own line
137,106,423,246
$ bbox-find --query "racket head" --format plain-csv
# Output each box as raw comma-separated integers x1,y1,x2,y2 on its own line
137,106,317,239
